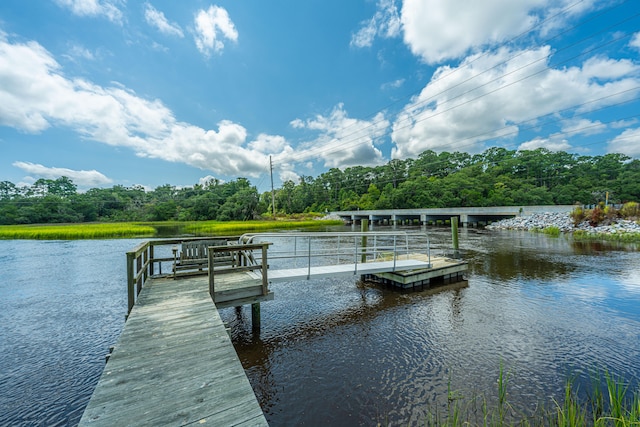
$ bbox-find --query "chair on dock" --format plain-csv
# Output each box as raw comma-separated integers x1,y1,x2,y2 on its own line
172,240,235,278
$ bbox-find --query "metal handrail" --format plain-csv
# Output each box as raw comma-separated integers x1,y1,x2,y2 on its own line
239,231,430,277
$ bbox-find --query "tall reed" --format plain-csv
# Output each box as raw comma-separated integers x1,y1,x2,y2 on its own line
413,369,639,427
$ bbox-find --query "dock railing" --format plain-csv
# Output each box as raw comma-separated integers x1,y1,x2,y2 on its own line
240,231,431,279
125,236,238,318
207,242,271,300
125,231,431,317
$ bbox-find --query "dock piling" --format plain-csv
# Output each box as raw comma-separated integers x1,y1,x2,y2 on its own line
251,302,261,331
451,216,460,258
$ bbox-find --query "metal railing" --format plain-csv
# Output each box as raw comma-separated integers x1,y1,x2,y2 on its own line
240,231,431,279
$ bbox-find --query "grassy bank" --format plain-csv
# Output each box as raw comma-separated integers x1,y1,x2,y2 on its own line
411,369,640,427
0,219,344,239
183,219,343,235
573,229,640,244
0,223,157,239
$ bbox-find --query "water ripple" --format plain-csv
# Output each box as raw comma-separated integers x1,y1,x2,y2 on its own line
2,232,640,426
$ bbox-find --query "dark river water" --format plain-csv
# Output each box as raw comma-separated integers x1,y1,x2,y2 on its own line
0,227,638,426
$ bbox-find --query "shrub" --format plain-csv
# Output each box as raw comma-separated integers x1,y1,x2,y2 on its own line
603,205,618,221
589,206,604,226
543,226,561,237
570,207,585,226
620,201,639,219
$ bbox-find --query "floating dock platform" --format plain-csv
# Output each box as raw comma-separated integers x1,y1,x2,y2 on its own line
361,255,468,289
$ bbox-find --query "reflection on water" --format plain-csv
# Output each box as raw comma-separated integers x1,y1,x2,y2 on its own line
0,229,639,426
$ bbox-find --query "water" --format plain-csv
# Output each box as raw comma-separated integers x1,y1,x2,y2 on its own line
0,239,135,427
0,229,638,426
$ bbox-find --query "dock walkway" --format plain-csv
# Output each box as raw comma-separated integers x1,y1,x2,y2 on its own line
246,258,431,282
79,275,267,426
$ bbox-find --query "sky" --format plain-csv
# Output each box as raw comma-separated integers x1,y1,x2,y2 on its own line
0,0,639,193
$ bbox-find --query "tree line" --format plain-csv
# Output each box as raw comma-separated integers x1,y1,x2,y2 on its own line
1,147,638,225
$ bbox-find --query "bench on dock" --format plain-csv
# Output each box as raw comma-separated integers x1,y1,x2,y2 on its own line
173,239,235,278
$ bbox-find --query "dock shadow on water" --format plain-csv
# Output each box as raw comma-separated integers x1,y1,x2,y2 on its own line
220,227,640,426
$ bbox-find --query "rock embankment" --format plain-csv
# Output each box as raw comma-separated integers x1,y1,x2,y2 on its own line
486,212,640,235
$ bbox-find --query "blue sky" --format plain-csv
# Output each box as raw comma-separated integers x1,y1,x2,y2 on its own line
0,0,639,192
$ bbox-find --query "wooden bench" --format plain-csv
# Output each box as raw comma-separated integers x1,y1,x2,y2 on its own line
173,240,235,278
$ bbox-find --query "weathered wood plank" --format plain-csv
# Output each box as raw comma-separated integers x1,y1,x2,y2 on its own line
79,276,267,426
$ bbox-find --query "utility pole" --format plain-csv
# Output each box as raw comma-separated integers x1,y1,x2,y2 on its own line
270,156,276,218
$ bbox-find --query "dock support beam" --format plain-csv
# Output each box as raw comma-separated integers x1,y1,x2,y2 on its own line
251,302,261,331
451,216,460,259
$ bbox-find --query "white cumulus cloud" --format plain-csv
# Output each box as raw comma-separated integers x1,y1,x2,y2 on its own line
390,46,640,159
351,0,401,48
630,32,640,50
54,0,123,23
288,104,389,169
608,128,640,157
354,0,597,65
12,161,113,186
144,3,184,38
193,5,238,57
0,35,280,179
518,137,571,152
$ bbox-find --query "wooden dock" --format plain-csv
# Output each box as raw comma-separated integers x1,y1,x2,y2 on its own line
79,275,267,426
80,233,465,426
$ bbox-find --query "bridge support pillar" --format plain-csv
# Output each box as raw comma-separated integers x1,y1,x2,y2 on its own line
251,303,261,332
460,214,469,228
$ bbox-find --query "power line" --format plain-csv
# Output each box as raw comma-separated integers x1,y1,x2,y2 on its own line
274,1,639,167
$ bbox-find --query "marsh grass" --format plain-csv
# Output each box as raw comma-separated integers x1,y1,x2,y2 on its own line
413,368,640,427
0,223,156,239
542,226,561,237
0,219,344,239
530,226,562,237
573,230,640,244
184,219,343,235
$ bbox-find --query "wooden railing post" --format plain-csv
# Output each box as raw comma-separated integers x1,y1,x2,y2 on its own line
126,252,135,317
142,249,148,283
136,254,143,296
261,243,268,295
149,244,155,276
208,249,215,300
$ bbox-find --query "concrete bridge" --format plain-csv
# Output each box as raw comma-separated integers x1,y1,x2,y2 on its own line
332,205,575,227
